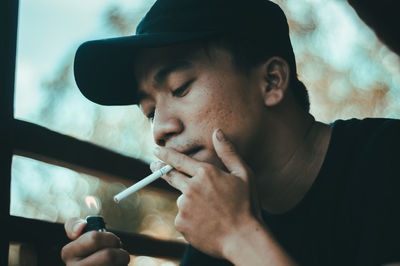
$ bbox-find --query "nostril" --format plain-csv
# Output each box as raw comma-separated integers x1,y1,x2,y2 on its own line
157,131,178,146
157,139,166,146
154,119,183,147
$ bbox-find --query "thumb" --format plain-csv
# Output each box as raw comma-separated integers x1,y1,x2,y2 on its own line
212,128,248,180
64,217,87,240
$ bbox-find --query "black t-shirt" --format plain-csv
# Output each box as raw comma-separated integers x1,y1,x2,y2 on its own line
180,118,400,266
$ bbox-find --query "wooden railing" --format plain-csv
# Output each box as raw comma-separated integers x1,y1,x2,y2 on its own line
9,215,186,265
12,119,178,193
2,1,185,264
6,119,186,265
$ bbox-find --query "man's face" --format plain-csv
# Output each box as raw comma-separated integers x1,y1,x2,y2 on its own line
134,43,265,168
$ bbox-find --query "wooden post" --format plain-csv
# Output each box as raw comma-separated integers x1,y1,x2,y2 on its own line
0,0,18,264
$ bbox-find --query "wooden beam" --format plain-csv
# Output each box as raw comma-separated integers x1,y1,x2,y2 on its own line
9,215,187,265
13,119,178,193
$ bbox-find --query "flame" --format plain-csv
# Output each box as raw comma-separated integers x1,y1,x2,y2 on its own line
85,196,98,210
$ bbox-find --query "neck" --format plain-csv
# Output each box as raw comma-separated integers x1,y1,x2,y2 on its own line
252,112,332,214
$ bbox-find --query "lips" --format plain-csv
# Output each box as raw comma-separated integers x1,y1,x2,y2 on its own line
182,146,202,157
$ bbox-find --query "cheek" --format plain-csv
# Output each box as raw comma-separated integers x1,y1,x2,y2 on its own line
192,92,234,129
202,96,260,159
189,90,250,144
181,75,259,154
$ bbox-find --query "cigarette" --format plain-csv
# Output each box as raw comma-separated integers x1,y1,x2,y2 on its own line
114,164,173,203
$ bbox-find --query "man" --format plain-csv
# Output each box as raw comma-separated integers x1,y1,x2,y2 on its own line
61,0,400,265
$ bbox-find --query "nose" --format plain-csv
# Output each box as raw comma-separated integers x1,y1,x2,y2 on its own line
153,110,184,146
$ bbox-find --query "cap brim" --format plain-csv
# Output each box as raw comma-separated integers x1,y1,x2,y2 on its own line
74,31,218,106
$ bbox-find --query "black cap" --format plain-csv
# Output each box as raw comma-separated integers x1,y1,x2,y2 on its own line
74,0,293,105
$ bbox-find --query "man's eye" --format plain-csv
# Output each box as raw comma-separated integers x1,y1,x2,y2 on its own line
172,79,194,97
147,109,155,121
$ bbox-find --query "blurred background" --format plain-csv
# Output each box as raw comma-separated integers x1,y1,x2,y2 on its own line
10,0,400,265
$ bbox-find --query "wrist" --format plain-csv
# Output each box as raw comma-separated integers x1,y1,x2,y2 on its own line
220,216,297,266
220,215,262,261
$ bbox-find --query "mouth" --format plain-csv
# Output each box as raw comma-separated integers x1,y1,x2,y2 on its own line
182,146,202,157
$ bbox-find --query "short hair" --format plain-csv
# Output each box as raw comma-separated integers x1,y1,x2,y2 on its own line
202,34,310,112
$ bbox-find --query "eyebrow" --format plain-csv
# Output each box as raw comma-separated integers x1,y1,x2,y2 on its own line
136,60,193,103
153,60,193,87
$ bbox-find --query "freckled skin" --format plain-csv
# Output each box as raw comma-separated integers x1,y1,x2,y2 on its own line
135,44,266,168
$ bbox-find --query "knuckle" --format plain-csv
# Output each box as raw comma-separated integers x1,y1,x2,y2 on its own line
106,232,122,247
98,247,130,265
197,164,210,176
179,204,190,219
101,248,118,263
174,215,185,232
196,164,216,183
86,230,102,245
60,245,70,262
60,241,81,264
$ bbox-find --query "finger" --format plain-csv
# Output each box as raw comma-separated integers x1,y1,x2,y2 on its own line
212,129,248,179
65,217,87,240
150,161,166,172
62,231,122,259
176,194,184,209
162,169,190,193
76,248,130,266
154,147,201,177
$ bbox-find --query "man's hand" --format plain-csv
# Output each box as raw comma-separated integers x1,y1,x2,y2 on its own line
152,128,261,258
61,217,130,266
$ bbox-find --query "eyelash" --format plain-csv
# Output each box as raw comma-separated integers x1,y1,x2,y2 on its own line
172,79,194,97
146,79,194,121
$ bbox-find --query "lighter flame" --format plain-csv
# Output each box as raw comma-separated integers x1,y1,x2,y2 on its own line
85,196,98,210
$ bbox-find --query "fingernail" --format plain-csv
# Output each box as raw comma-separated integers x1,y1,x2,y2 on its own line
216,129,225,142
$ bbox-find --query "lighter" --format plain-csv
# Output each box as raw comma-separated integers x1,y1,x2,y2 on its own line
82,215,107,233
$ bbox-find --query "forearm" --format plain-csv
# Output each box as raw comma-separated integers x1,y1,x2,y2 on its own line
222,217,297,266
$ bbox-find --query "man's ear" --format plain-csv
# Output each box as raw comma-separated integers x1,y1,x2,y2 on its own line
261,56,290,107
